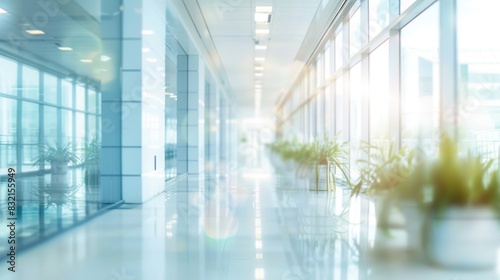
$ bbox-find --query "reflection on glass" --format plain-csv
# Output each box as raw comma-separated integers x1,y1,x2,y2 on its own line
369,41,390,145
369,0,390,39
457,0,500,160
401,3,439,149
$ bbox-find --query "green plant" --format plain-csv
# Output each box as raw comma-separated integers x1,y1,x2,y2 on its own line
34,142,80,166
351,143,417,197
307,135,351,192
81,136,100,165
428,136,500,214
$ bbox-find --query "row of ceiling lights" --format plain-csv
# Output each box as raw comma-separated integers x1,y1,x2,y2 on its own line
0,7,160,65
254,5,273,116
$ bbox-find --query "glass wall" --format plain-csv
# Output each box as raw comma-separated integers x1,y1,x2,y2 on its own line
457,0,500,160
0,0,107,256
277,0,481,177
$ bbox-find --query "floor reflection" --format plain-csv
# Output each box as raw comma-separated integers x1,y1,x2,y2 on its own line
0,156,499,279
0,168,106,257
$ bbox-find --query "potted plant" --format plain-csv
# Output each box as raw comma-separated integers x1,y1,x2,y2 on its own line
423,136,500,269
351,143,416,225
34,142,80,201
81,136,100,194
308,136,350,192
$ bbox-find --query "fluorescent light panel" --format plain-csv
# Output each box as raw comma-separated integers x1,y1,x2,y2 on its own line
256,6,273,13
80,59,92,63
255,73,263,77
26,29,45,35
255,66,264,71
255,45,267,50
142,30,154,35
58,46,73,51
255,13,269,23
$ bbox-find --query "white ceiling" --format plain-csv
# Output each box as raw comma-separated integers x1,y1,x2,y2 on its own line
197,0,322,118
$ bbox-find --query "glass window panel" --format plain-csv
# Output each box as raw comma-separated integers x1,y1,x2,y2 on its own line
62,109,73,145
97,92,101,115
88,89,96,113
350,63,362,177
76,112,86,149
317,54,324,87
22,102,39,171
401,3,439,149
400,0,417,13
369,41,390,145
0,56,18,95
43,74,58,104
325,45,331,80
369,0,390,39
0,98,17,169
325,86,333,136
335,29,344,71
309,64,316,94
61,80,73,108
44,106,58,146
317,91,325,138
457,0,500,159
88,115,97,139
350,8,361,57
22,66,40,100
76,85,86,111
335,77,344,135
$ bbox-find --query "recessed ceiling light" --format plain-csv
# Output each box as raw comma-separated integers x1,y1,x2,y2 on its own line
100,55,111,62
80,59,93,63
255,73,263,77
25,29,45,35
58,46,73,51
255,85,262,89
255,66,264,71
0,8,8,14
142,30,154,35
255,57,265,61
255,45,267,50
256,6,273,13
142,47,150,53
255,29,270,35
146,58,157,63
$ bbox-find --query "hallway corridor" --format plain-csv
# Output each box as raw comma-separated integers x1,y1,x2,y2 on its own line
1,150,498,280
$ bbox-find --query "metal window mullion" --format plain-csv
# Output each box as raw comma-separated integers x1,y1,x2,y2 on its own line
389,29,401,149
16,63,22,173
439,0,458,139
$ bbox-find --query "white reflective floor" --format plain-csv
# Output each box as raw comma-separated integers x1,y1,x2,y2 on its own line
1,156,499,279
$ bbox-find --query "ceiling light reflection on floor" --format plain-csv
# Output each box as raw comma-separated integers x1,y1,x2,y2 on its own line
255,268,265,279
